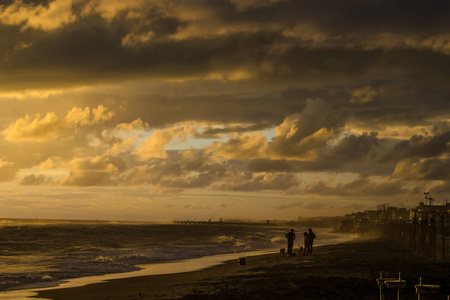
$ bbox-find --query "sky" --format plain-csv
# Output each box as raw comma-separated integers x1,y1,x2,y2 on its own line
0,0,449,221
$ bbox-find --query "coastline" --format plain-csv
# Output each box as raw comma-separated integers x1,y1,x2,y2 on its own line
0,249,276,300
32,238,450,300
0,227,356,300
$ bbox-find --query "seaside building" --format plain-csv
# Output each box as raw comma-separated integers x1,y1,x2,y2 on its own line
410,201,450,221
337,202,424,232
334,195,449,235
374,204,410,222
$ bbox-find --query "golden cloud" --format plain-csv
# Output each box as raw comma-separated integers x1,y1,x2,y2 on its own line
2,105,114,142
350,86,378,104
133,124,198,159
0,0,76,31
121,31,155,48
81,0,147,21
208,132,268,159
3,112,62,141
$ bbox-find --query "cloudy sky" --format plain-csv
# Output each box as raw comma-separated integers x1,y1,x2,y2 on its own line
0,0,448,221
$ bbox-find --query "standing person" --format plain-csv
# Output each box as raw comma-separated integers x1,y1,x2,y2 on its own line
307,228,316,255
303,232,309,255
285,229,296,256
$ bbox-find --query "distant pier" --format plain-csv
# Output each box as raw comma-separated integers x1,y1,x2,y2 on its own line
172,220,295,225
173,220,225,225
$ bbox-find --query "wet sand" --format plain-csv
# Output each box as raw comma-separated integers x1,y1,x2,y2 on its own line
34,238,450,300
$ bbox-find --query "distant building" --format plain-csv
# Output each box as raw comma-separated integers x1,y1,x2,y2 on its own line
411,201,450,220
335,198,449,232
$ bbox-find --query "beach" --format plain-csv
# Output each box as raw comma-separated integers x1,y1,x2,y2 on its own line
0,222,353,293
33,238,450,300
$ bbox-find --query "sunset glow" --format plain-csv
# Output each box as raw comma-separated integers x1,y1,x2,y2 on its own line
0,0,449,221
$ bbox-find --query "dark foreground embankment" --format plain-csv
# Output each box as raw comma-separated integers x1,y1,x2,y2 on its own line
35,238,450,300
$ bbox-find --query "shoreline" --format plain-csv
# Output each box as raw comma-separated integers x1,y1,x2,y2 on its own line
31,238,450,300
0,228,356,299
0,249,276,300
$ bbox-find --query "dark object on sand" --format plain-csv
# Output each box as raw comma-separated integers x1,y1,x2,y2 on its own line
378,273,441,300
238,257,246,265
415,277,440,299
377,272,398,300
385,272,406,300
280,248,285,256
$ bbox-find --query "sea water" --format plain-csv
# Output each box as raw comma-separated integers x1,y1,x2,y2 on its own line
0,219,356,294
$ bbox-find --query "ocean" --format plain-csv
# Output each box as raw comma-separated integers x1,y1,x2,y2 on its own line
0,219,357,294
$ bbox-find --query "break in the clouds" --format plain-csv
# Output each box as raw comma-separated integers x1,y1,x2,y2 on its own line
0,0,448,221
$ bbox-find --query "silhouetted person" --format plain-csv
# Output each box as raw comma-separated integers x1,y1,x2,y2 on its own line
303,232,310,255
307,228,316,254
285,229,296,256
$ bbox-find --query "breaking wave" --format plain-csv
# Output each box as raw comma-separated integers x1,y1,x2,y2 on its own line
0,222,354,291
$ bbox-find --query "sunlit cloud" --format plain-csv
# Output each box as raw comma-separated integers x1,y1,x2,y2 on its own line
0,0,76,31
0,0,448,220
208,132,268,159
2,105,113,141
350,86,378,104
216,172,299,192
133,123,199,159
0,89,65,100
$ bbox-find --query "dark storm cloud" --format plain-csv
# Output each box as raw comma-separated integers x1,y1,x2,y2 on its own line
119,94,306,128
324,132,381,163
0,0,448,207
272,202,303,210
383,132,450,162
304,178,409,197
246,133,392,175
247,159,294,173
20,174,51,185
0,0,448,143
1,0,450,90
393,157,450,181
196,123,272,138
62,171,116,186
350,83,450,128
269,98,349,157
216,172,299,192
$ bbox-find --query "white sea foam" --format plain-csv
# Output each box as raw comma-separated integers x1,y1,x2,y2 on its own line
270,236,284,243
0,222,356,295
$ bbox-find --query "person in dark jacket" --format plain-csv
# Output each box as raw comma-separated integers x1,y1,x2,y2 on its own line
303,232,310,255
307,228,316,254
285,229,296,256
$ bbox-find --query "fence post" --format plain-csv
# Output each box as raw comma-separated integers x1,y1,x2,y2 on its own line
430,217,436,260
413,217,417,252
442,213,446,262
422,216,427,256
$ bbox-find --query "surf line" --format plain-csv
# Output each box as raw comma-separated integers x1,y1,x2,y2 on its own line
0,249,275,300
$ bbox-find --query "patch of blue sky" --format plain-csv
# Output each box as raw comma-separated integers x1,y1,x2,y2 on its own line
165,135,227,150
165,126,276,150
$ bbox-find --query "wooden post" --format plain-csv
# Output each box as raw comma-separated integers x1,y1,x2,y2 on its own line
442,213,445,262
418,277,423,300
414,217,417,251
378,272,385,300
431,217,436,260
